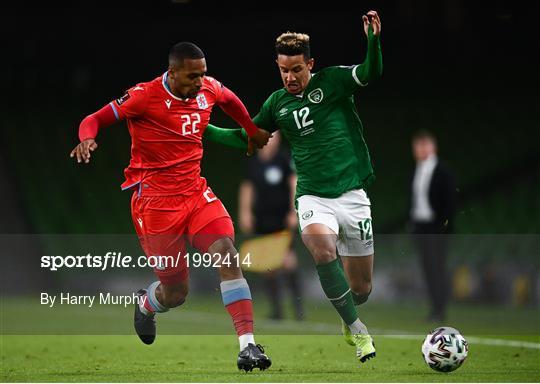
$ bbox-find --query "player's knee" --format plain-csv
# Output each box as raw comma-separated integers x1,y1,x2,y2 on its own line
161,284,189,308
311,247,337,264
351,282,372,305
208,237,237,257
302,233,336,264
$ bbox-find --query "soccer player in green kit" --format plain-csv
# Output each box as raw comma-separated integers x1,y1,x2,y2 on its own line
209,10,382,363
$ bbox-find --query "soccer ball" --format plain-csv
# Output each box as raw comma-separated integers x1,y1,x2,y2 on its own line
421,326,468,372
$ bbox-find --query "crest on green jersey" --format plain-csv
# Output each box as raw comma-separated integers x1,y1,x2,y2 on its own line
307,88,324,104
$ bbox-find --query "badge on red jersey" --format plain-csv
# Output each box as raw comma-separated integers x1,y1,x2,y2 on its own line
116,92,131,105
196,94,208,109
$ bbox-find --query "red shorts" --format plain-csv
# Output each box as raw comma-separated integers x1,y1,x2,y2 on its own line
131,185,234,285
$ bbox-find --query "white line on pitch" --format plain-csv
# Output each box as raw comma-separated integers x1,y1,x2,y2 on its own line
179,310,540,350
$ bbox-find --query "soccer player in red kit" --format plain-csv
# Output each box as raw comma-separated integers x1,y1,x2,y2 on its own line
70,42,271,371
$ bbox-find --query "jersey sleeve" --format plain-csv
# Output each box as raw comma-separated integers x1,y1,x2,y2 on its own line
204,124,247,150
324,29,382,95
111,84,150,119
324,66,368,94
205,76,224,102
253,94,278,133
78,103,119,141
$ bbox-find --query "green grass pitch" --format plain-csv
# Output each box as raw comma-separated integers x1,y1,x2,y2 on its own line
1,297,539,382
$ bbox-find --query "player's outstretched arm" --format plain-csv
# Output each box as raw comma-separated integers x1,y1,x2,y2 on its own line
355,10,383,84
69,104,119,164
204,124,248,150
217,87,271,148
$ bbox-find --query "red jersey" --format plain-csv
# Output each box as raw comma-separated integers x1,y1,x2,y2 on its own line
110,73,224,196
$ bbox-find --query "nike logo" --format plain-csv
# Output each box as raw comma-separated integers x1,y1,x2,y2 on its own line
137,218,143,228
133,86,144,91
165,99,172,109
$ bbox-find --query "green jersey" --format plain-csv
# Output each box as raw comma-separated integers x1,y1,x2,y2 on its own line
253,33,382,199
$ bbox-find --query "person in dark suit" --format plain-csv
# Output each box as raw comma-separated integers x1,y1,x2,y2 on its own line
409,130,457,322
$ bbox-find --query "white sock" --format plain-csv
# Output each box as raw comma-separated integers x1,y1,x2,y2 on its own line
348,319,369,335
239,333,255,350
139,281,169,316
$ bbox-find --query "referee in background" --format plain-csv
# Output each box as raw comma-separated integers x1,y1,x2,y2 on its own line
239,132,304,320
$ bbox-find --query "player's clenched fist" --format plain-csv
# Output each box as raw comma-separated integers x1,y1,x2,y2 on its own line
363,10,381,36
247,128,272,156
70,139,98,164
251,128,272,148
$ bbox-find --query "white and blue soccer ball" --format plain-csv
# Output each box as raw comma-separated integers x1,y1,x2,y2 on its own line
421,326,468,372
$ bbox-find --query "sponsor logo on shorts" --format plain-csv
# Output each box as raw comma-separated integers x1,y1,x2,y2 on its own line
364,239,374,248
302,210,313,220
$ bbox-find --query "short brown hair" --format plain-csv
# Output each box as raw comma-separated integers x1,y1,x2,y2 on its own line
275,32,310,59
412,130,437,144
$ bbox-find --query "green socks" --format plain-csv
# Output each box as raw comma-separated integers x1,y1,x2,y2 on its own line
316,258,358,325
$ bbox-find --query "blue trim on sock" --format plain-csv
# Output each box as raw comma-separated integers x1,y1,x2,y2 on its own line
221,286,252,306
147,281,168,313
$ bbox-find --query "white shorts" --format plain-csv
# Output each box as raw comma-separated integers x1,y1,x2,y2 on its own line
297,189,374,256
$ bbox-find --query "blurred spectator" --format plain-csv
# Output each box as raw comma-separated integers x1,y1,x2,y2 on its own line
409,130,457,322
239,132,304,320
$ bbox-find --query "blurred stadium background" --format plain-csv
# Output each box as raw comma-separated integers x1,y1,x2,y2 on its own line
1,0,538,336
